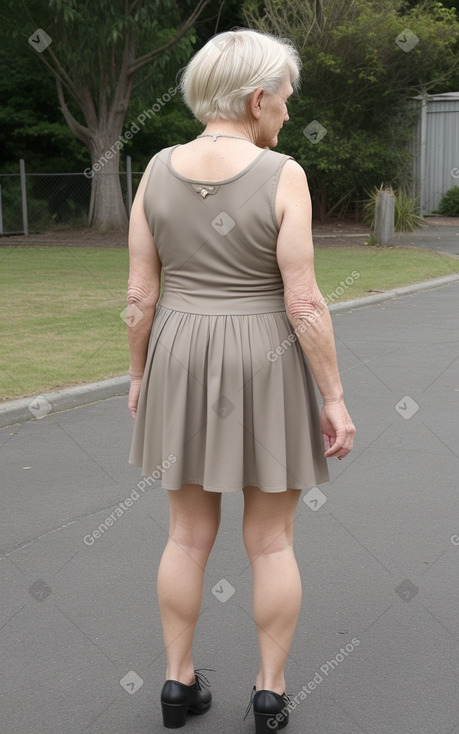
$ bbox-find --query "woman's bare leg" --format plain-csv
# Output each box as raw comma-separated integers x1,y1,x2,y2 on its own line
157,484,221,684
242,486,302,695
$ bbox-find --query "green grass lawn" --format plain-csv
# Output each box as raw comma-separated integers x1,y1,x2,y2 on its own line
1,244,458,401
314,245,459,301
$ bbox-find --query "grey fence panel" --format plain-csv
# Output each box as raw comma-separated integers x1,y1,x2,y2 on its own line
0,159,143,236
411,93,459,216
27,172,92,230
0,174,23,234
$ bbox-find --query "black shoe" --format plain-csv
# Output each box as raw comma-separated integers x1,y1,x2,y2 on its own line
160,669,212,728
243,685,292,733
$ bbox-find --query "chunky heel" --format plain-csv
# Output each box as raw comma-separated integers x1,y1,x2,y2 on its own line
244,686,292,732
160,670,212,728
254,710,278,733
161,701,189,729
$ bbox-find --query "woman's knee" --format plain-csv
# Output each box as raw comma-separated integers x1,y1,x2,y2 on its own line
168,485,221,552
170,516,219,554
243,526,294,560
242,486,300,559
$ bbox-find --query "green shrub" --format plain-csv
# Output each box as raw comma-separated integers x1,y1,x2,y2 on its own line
434,187,459,217
394,189,426,232
362,185,425,233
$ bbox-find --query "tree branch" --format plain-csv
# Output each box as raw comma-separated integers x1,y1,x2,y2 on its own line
214,1,225,34
26,28,83,105
127,0,211,76
55,78,91,145
128,0,142,13
108,28,136,130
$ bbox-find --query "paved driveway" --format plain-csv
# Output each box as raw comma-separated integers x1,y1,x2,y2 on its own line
1,281,458,734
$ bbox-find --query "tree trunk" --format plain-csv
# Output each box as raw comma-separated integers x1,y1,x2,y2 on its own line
87,132,128,234
56,79,130,234
312,182,327,222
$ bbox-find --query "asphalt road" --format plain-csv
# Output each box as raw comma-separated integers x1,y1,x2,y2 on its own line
1,281,459,734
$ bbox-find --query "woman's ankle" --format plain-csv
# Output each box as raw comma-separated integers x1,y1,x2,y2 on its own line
166,665,196,686
255,673,286,695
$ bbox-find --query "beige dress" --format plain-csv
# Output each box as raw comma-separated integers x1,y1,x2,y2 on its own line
129,145,329,492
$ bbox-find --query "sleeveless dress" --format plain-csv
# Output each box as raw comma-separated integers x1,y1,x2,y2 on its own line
129,145,330,493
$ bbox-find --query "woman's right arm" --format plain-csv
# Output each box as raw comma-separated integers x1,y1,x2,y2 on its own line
275,160,355,460
127,158,162,420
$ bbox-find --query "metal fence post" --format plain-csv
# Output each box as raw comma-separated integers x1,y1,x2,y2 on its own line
418,94,427,218
126,155,133,215
20,159,28,236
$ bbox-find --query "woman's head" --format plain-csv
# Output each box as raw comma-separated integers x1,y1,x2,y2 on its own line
180,29,301,125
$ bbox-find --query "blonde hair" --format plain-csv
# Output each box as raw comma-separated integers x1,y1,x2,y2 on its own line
180,29,301,125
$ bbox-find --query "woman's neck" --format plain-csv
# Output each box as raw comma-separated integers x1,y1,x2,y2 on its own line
200,119,257,145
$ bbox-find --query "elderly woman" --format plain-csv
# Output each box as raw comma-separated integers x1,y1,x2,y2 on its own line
127,28,355,732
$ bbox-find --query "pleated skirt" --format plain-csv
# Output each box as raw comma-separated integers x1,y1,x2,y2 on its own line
129,305,329,492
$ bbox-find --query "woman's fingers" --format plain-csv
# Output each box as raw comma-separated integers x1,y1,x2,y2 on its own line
321,402,355,459
128,378,143,421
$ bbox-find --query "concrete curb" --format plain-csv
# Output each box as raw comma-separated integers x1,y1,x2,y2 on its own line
1,273,458,429
328,272,459,312
0,375,130,429
313,233,368,238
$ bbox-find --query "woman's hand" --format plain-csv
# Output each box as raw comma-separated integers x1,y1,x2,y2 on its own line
321,399,355,460
128,376,143,421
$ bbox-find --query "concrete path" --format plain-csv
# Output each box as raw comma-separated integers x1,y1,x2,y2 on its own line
1,279,458,734
393,219,459,257
313,215,459,256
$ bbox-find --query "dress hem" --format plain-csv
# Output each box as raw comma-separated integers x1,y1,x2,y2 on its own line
128,462,330,493
160,482,329,493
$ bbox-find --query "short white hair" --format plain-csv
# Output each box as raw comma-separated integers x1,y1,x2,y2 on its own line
180,29,301,125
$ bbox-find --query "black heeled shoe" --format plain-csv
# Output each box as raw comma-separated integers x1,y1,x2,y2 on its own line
160,669,212,728
243,685,292,734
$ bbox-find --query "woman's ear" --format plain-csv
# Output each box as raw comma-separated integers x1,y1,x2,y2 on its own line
247,87,264,120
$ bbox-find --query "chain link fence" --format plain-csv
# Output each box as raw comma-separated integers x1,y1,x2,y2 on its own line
0,158,142,235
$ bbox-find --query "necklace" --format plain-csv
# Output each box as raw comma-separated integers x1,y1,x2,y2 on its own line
196,133,255,144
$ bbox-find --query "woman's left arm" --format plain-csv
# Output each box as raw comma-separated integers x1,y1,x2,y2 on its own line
127,160,162,420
